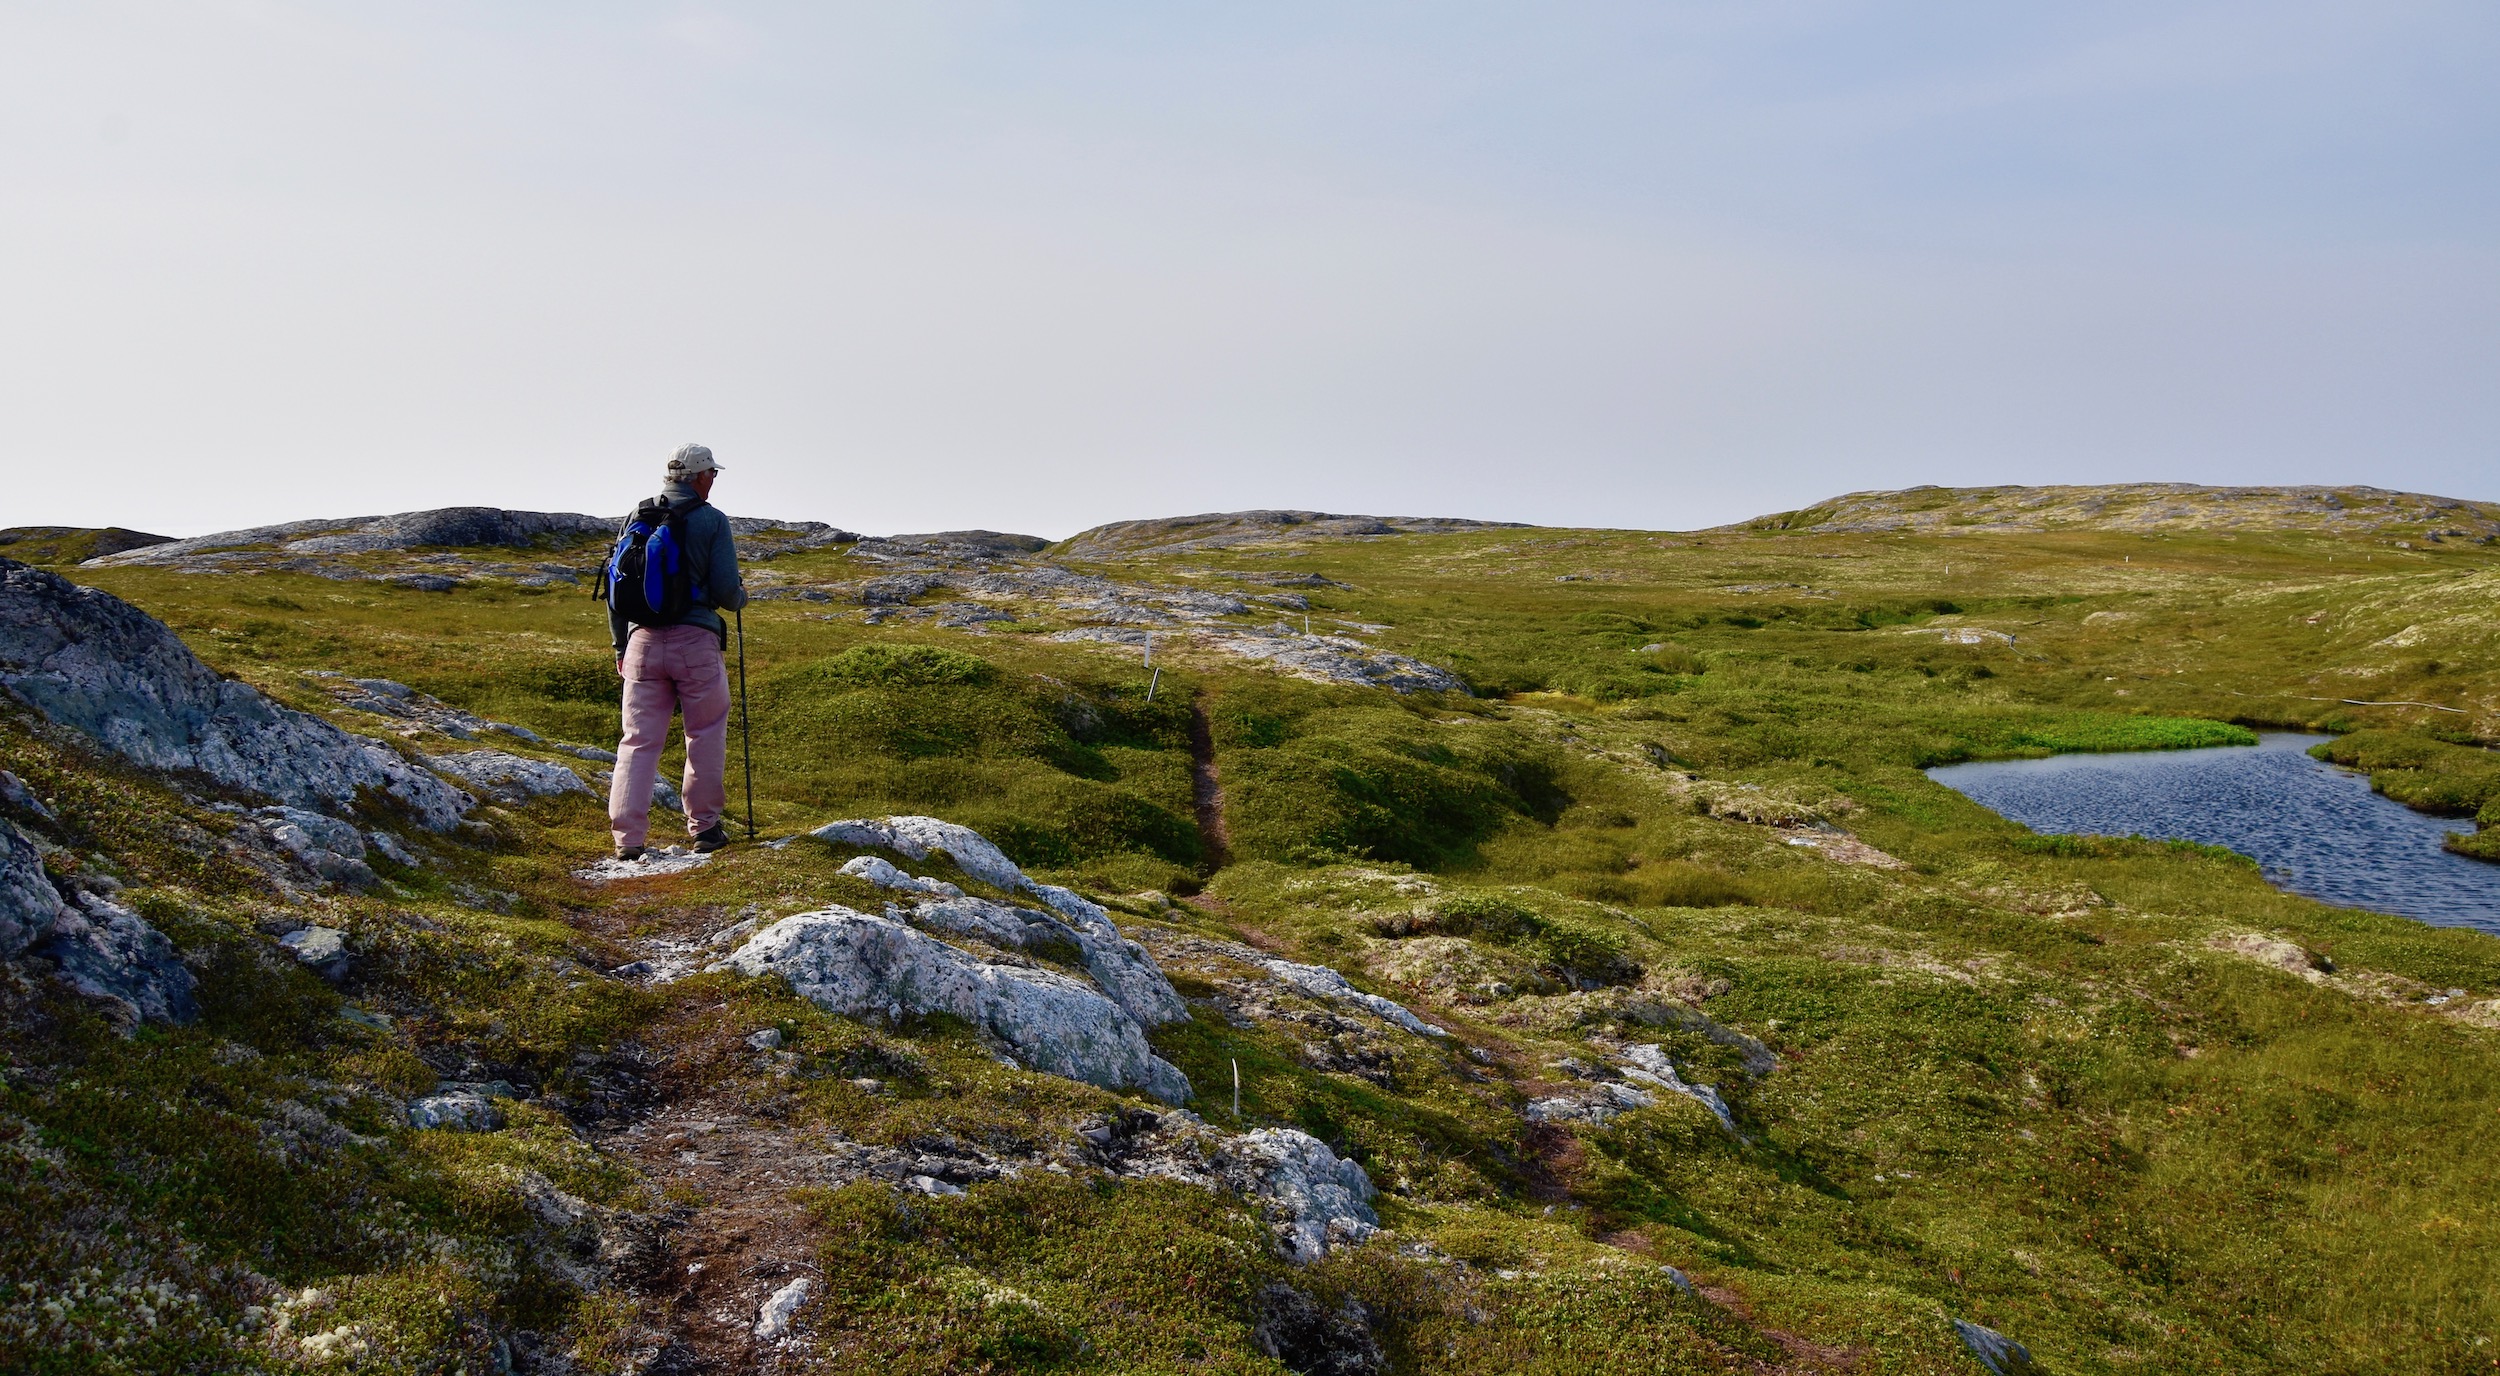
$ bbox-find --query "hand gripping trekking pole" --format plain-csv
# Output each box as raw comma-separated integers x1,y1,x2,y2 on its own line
735,607,755,839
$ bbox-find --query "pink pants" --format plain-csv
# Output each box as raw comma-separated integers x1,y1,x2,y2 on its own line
610,624,731,848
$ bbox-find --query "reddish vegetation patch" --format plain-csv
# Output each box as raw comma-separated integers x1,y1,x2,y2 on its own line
1515,1121,1585,1202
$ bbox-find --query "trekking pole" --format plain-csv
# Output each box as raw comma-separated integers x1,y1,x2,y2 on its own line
735,607,756,839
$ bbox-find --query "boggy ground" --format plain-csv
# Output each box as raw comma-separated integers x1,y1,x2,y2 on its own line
4,488,2500,1374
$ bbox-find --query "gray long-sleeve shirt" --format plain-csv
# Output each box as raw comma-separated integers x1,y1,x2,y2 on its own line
608,481,747,654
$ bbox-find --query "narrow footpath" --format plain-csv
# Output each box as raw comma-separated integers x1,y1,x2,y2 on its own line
1188,696,1232,872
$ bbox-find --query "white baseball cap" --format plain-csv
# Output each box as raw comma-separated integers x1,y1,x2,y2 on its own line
667,443,722,477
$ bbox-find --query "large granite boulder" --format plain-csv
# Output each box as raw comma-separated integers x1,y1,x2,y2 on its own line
0,559,470,829
716,905,1190,1104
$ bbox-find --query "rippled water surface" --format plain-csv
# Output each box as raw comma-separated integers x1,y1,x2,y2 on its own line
1928,733,2500,934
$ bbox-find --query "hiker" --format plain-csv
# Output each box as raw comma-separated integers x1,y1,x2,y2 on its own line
601,443,747,860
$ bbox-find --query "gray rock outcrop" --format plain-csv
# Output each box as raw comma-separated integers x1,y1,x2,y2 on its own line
279,926,351,981
1054,510,1530,560
716,905,1190,1104
86,507,853,574
87,509,616,566
1027,884,1191,1027
904,895,1082,955
839,854,962,898
256,808,378,888
1222,1129,1381,1264
1525,1082,1660,1126
1618,1043,1738,1132
1083,1112,1381,1264
303,672,540,744
1261,958,1448,1038
753,1278,813,1342
408,1082,514,1131
812,816,1189,1028
423,750,591,805
813,815,1027,889
0,560,471,830
43,892,198,1026
1952,1318,2042,1376
2,823,195,1026
1,819,69,960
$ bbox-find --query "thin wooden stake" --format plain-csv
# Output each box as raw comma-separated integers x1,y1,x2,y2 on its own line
1232,1058,1241,1118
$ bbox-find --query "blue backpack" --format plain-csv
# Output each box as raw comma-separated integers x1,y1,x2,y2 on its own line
596,496,707,628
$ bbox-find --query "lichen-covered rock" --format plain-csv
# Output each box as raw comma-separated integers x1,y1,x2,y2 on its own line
840,854,963,898
1261,958,1447,1038
902,894,1080,954
1525,1081,1659,1126
407,1082,511,1131
0,559,471,829
1076,1113,1381,1265
812,815,1026,889
717,905,1190,1104
1,818,68,960
42,893,198,1026
423,750,590,805
1028,885,1192,1027
0,769,53,821
1617,1044,1737,1133
1953,1318,2042,1376
1219,1129,1380,1264
365,830,419,868
813,816,1191,1028
255,807,378,887
279,926,351,981
574,847,713,882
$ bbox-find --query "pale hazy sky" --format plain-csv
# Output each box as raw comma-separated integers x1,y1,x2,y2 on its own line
5,3,2494,539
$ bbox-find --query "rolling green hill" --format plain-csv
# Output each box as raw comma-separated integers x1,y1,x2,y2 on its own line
3,486,2497,1374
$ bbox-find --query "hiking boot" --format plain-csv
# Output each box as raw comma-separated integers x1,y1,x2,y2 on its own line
615,845,647,863
692,824,732,854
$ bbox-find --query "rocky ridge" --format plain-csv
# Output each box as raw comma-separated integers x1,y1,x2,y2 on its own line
1747,483,2500,540
80,505,858,590
0,558,472,830
760,543,1473,694
1053,509,1532,560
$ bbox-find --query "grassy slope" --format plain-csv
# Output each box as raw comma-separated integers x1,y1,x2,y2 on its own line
1,515,2495,1373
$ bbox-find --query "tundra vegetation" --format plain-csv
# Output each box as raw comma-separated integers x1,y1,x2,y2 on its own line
3,484,2498,1374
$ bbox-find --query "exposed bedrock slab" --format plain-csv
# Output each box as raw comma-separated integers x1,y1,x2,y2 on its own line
0,559,471,830
718,905,1190,1104
811,815,1190,1027
838,854,962,898
812,815,1026,889
424,749,592,805
1261,957,1448,1038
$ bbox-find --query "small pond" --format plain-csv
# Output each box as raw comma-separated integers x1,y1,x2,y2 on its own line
1927,732,2500,935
